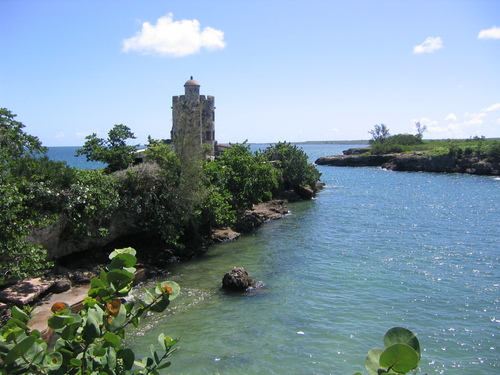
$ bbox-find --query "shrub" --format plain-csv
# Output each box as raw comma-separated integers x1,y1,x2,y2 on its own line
0,248,180,374
386,134,424,146
261,142,321,191
487,140,500,160
204,143,279,211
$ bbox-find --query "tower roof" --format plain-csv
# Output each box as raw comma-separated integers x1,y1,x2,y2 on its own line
184,76,200,86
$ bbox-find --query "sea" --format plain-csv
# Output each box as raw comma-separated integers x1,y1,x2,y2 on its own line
48,144,500,374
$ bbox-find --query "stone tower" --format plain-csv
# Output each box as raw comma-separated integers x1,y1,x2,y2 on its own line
171,77,216,156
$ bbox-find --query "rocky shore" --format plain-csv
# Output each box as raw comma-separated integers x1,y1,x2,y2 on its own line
316,152,499,175
0,199,291,330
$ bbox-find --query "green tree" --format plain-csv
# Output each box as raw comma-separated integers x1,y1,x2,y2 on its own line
415,121,427,140
261,142,321,192
368,124,390,144
0,109,52,283
205,143,278,211
76,124,138,173
0,108,46,164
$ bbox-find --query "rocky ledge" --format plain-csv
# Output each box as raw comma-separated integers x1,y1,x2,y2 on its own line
212,200,289,243
0,200,290,328
316,153,499,175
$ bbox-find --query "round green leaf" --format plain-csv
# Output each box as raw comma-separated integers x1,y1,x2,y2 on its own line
4,334,36,365
109,247,137,259
365,348,384,375
10,305,30,323
106,269,134,287
383,327,420,360
379,343,419,374
45,352,63,370
155,281,180,300
117,348,135,370
70,358,83,366
48,314,74,330
103,331,121,347
108,253,137,270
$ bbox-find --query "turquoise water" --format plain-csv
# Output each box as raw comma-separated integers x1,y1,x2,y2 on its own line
47,146,107,169
50,145,500,374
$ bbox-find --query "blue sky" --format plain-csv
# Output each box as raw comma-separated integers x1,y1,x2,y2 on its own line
1,0,499,146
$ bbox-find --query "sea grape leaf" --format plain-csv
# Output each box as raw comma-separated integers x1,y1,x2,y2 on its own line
10,305,29,323
383,327,420,360
365,348,384,375
110,247,137,259
107,269,134,288
379,343,419,374
117,348,135,370
44,352,63,370
48,314,74,330
4,334,36,364
156,281,180,300
109,304,127,333
108,253,137,270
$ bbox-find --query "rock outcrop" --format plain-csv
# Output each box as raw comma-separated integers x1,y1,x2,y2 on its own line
233,200,289,234
222,267,262,291
315,154,395,167
27,210,143,260
316,153,499,175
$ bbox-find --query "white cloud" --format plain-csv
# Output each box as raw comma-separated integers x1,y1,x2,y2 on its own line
484,103,500,112
424,104,499,138
122,13,226,57
463,112,486,126
413,37,443,54
478,26,500,39
445,113,457,121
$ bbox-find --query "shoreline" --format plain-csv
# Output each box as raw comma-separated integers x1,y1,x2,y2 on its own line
316,152,499,176
0,199,292,335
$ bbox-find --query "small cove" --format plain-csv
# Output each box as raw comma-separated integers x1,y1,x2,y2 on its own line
47,145,500,374
124,144,499,374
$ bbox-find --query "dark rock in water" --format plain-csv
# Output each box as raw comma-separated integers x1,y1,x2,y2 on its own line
222,267,261,291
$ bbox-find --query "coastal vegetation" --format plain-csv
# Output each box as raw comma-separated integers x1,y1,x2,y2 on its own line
0,108,322,284
368,122,500,159
0,248,180,374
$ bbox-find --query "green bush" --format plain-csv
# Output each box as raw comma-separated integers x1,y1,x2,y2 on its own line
487,140,500,160
0,248,180,374
386,134,424,146
204,143,279,211
63,169,120,238
261,142,321,191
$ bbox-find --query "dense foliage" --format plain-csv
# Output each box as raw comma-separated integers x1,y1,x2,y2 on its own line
367,122,499,159
0,248,180,374
261,141,321,192
0,109,53,282
204,143,279,211
76,124,139,173
0,110,322,284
